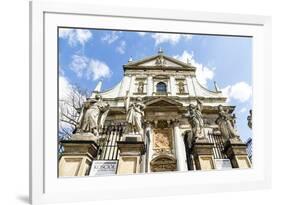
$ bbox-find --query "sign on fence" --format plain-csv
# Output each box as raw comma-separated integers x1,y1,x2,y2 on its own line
89,160,118,176
215,159,232,170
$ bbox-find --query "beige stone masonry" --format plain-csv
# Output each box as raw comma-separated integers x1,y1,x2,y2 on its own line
59,139,99,177
224,139,252,169
192,139,216,170
117,134,145,175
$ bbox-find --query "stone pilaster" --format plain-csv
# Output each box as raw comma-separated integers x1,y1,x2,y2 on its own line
59,133,99,177
169,75,176,95
147,76,153,96
116,134,145,175
192,139,216,170
224,139,252,168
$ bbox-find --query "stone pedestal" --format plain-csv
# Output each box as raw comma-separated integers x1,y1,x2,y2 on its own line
224,139,252,169
116,134,145,175
59,133,99,177
192,139,216,170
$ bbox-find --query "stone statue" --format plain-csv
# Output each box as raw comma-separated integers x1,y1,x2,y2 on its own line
178,81,185,94
186,100,205,141
76,94,110,136
137,81,144,93
247,109,252,129
215,105,240,141
124,96,145,134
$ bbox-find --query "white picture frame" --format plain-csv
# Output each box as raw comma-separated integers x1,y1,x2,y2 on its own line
30,0,272,204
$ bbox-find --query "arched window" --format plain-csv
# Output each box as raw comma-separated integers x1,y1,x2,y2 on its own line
156,82,167,93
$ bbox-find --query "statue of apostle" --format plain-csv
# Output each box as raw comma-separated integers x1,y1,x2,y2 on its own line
186,100,205,141
215,105,240,141
76,94,110,136
124,96,145,134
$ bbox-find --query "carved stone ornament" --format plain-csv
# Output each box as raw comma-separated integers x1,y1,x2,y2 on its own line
155,56,166,66
153,128,172,152
150,155,177,172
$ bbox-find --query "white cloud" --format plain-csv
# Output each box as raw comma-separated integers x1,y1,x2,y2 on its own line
221,82,252,103
101,31,121,44
88,59,112,81
59,28,92,46
174,50,215,86
116,41,126,54
69,54,112,81
69,55,89,77
151,33,192,46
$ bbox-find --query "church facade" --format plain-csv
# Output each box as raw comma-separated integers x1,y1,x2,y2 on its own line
59,50,252,177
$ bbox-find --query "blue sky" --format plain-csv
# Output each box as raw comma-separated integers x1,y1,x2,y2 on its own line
59,28,252,141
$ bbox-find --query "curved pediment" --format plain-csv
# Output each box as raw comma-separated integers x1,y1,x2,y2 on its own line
150,155,177,172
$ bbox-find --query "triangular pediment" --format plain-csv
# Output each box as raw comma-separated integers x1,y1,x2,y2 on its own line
124,54,195,71
145,97,183,107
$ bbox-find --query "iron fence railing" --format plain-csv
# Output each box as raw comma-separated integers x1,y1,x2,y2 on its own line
207,132,227,159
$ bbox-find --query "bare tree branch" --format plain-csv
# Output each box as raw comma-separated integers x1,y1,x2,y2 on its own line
58,84,89,140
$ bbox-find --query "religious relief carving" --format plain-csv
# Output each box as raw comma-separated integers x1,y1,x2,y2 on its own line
215,105,240,141
150,156,177,172
185,100,206,142
76,94,110,137
153,128,172,154
155,56,166,66
124,96,145,135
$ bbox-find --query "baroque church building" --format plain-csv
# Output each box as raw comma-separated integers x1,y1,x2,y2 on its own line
59,49,252,177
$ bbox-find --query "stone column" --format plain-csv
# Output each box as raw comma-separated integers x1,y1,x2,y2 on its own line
144,122,152,173
173,121,188,171
116,134,145,175
147,76,153,96
59,134,99,177
192,139,216,170
224,139,252,168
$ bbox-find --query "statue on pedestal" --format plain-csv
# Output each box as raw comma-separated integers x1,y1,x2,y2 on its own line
76,94,110,137
186,100,205,143
247,109,252,129
124,96,145,135
215,105,240,141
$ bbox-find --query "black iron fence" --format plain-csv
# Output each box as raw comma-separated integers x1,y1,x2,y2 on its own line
207,132,227,159
97,125,124,160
